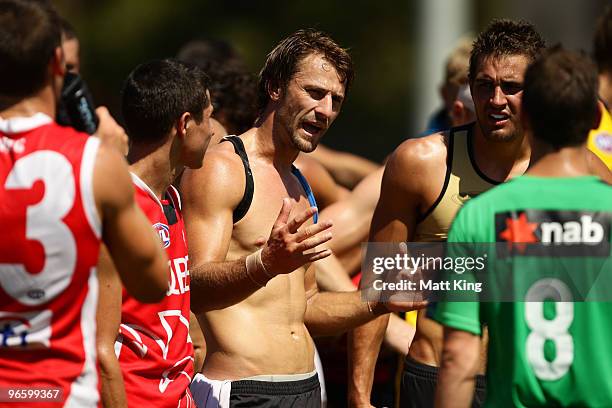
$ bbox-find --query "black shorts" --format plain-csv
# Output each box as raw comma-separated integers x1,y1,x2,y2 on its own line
400,356,486,408
229,373,321,408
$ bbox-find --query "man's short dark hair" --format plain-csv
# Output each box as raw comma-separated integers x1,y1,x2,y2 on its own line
177,39,245,72
523,46,599,149
59,16,76,40
593,5,612,74
121,59,211,144
469,19,545,83
0,0,61,99
257,28,354,112
177,39,257,134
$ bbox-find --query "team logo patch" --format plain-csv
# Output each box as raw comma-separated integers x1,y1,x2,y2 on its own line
595,132,612,153
0,310,52,348
27,289,45,300
153,222,171,248
495,210,611,257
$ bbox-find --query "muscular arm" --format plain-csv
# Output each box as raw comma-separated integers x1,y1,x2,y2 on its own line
347,139,436,406
315,252,356,292
384,314,416,356
435,328,480,408
304,292,377,336
304,263,424,337
320,167,383,277
96,245,127,408
94,144,168,303
322,167,383,256
304,263,377,336
315,253,416,355
181,149,333,313
181,149,267,312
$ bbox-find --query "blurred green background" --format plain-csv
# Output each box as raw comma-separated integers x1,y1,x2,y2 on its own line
55,0,610,162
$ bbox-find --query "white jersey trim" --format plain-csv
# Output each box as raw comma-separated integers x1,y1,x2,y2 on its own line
81,138,101,238
0,113,52,134
65,268,99,407
114,333,124,359
131,172,164,211
115,323,151,358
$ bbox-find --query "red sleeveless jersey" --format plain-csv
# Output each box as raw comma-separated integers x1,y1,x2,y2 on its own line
115,174,194,407
0,114,101,407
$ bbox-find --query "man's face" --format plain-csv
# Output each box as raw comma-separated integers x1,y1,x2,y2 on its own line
275,53,346,153
471,54,529,142
183,91,214,169
62,37,80,73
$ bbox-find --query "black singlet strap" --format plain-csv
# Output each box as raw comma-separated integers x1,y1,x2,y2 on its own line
220,136,319,224
220,136,254,223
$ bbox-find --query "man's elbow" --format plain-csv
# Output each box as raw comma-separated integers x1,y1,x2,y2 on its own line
440,328,479,376
97,341,120,377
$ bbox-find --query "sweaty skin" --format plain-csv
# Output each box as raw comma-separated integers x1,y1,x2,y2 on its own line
192,140,320,378
182,54,346,379
183,52,425,381
348,54,532,407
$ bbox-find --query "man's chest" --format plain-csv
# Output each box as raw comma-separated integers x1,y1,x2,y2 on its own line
231,166,314,251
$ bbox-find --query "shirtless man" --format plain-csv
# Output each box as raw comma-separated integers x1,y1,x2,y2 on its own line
181,29,425,407
348,20,546,408
177,41,347,389
177,38,349,210
177,37,377,192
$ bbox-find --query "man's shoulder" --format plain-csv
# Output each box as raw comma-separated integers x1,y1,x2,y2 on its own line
48,121,90,137
180,140,246,208
185,141,245,184
20,121,90,152
388,131,449,174
206,139,244,164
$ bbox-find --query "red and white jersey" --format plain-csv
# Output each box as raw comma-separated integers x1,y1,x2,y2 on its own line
115,174,194,407
0,114,101,407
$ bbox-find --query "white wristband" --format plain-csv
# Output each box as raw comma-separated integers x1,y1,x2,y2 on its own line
246,249,271,287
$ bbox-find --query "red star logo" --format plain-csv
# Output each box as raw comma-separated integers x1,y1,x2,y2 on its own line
499,213,539,252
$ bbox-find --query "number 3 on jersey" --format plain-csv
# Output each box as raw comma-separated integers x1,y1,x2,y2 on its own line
1,151,76,306
525,278,574,381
